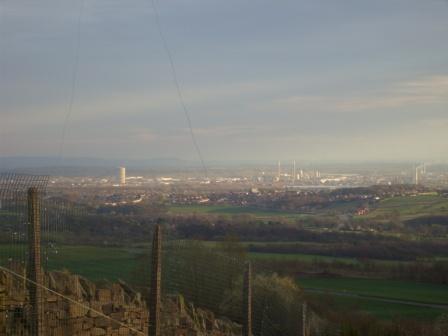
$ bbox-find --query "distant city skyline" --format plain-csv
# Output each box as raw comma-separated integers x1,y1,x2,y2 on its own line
0,0,447,163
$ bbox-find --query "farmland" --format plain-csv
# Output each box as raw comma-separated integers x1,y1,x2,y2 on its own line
0,244,146,282
366,194,448,220
2,242,447,321
249,252,359,264
168,195,448,230
2,192,448,329
168,204,309,220
299,277,448,305
305,293,445,320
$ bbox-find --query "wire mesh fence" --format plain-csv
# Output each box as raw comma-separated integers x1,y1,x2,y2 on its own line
0,173,324,336
0,173,148,336
0,173,48,335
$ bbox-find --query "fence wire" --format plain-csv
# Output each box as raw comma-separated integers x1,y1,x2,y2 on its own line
134,236,321,336
0,173,145,336
0,173,324,336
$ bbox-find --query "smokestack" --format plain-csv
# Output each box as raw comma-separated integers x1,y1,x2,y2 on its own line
292,160,296,182
415,166,419,185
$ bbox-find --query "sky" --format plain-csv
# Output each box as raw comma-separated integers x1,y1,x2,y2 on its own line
0,0,447,164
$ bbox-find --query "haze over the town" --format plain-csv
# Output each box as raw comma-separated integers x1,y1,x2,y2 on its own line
0,0,447,163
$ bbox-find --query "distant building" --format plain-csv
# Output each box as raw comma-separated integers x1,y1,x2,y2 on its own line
250,188,260,194
356,207,369,216
119,167,126,185
414,165,421,185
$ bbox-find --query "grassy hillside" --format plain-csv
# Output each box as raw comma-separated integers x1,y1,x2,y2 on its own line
306,293,445,320
367,195,448,220
299,277,448,305
168,204,308,220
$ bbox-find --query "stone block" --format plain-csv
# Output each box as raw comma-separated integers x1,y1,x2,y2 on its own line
118,327,131,335
102,302,113,315
89,302,103,317
47,295,58,303
111,284,125,305
91,327,106,336
110,311,124,321
69,301,89,318
0,270,243,336
51,326,65,336
97,289,112,303
83,317,93,330
95,316,111,328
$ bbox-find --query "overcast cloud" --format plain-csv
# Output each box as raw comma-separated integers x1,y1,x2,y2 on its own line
0,0,447,163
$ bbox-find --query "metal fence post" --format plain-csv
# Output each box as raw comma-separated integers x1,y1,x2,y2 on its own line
149,225,162,336
243,262,252,336
302,301,308,336
27,187,45,336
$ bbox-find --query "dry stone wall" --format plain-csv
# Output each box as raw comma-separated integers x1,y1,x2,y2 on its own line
0,269,241,336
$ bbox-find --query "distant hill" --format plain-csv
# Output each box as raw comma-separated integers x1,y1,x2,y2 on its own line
0,156,197,176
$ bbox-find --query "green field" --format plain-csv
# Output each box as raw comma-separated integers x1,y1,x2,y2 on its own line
367,195,448,220
248,248,422,267
306,293,445,320
0,210,16,216
0,244,147,282
2,243,447,321
168,204,308,220
46,245,148,282
301,277,448,320
169,195,448,224
249,252,359,264
169,195,448,223
299,277,448,305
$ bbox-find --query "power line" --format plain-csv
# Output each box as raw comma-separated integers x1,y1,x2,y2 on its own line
149,0,208,178
0,1,7,159
58,0,85,165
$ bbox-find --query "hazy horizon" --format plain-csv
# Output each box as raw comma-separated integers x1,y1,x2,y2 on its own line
1,0,447,163
0,154,445,168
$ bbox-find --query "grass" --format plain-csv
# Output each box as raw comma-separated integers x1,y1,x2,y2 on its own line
248,249,421,267
367,195,448,220
46,245,147,282
302,277,448,320
249,252,359,264
0,210,17,216
169,196,448,227
3,243,441,302
306,293,445,320
168,204,308,220
320,199,365,213
298,277,448,305
2,243,447,321
0,244,147,282
169,196,448,224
